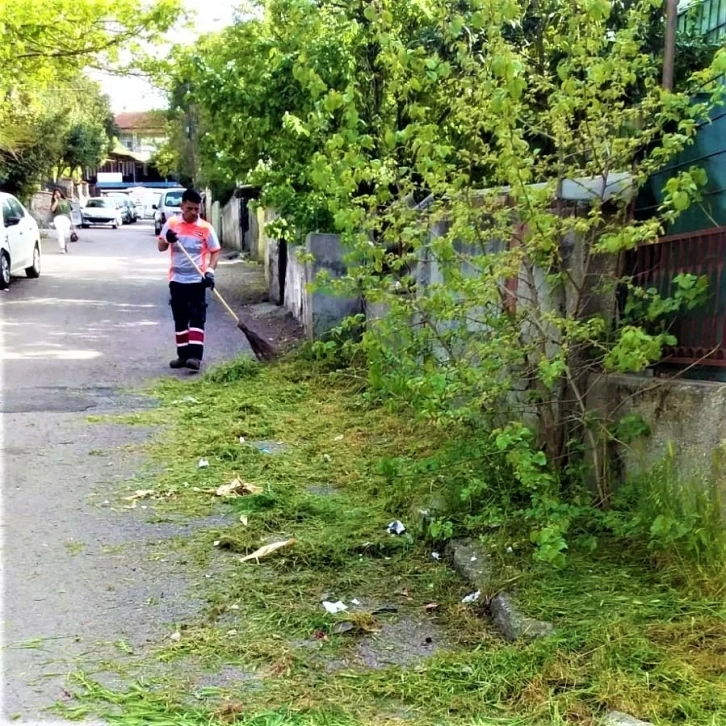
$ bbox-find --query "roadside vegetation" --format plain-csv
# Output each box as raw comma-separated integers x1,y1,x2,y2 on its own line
62,355,725,726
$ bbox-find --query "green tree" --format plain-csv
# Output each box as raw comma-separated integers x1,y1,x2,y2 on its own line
165,0,725,560
0,0,181,197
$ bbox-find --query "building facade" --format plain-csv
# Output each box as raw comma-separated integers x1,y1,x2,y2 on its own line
115,111,167,162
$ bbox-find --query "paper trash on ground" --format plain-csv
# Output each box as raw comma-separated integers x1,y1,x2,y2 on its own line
387,520,407,535
322,600,348,614
461,591,481,604
215,478,264,498
239,538,295,563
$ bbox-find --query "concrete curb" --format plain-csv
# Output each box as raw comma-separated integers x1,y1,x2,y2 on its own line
490,592,554,642
447,538,554,642
604,712,654,726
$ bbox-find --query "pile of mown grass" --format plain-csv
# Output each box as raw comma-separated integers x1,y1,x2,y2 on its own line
63,357,726,726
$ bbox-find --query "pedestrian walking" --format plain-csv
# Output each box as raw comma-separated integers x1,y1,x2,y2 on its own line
50,189,72,254
157,188,221,372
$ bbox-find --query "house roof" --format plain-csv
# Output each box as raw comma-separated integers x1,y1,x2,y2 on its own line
115,111,166,132
108,145,146,162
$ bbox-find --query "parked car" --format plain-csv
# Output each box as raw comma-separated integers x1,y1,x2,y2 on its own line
105,194,137,224
81,198,124,229
120,198,137,224
70,200,83,228
154,188,185,235
0,192,41,289
146,194,161,219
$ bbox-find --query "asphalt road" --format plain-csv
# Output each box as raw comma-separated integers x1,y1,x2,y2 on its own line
1,221,251,721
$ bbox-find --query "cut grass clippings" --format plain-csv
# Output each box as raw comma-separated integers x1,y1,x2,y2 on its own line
67,356,726,726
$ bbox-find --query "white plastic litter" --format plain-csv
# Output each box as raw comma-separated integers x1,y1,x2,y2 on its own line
170,631,181,642
431,551,441,561
461,591,481,605
387,520,407,535
350,598,361,606
198,458,210,469
322,600,348,614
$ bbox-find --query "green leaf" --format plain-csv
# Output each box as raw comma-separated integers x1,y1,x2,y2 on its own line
363,5,378,22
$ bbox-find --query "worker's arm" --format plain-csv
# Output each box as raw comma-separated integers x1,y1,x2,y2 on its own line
209,250,220,270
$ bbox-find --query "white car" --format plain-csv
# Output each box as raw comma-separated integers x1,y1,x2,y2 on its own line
81,197,123,229
0,192,41,289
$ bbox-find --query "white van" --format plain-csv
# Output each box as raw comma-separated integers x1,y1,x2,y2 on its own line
153,188,186,235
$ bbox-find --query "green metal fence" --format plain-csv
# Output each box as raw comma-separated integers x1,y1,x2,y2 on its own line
678,0,726,39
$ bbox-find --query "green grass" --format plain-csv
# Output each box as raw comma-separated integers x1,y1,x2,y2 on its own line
65,357,726,726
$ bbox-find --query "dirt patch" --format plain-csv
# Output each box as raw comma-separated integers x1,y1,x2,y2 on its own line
214,258,305,355
354,617,448,669
313,606,451,674
241,303,305,355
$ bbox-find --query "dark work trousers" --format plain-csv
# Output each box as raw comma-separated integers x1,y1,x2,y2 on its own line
169,282,207,361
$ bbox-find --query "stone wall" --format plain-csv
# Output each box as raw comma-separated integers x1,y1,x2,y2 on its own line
29,191,54,228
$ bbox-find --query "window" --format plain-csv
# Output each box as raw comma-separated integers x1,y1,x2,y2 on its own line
8,197,25,219
2,198,14,226
164,190,184,208
86,199,110,208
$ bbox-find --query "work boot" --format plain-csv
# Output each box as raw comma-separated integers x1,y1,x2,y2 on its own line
169,358,187,369
185,358,202,372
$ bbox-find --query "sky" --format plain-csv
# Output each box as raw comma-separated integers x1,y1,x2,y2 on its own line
92,0,241,113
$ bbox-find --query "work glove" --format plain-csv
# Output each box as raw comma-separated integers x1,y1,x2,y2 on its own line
203,270,215,290
165,229,178,244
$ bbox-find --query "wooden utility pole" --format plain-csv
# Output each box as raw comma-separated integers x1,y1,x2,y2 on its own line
184,81,198,188
663,0,679,91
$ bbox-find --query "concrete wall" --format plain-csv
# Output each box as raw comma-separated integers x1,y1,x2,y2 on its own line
220,196,242,250
284,244,307,324
280,233,363,340
211,201,221,242
256,207,277,267
587,373,726,501
247,207,259,259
